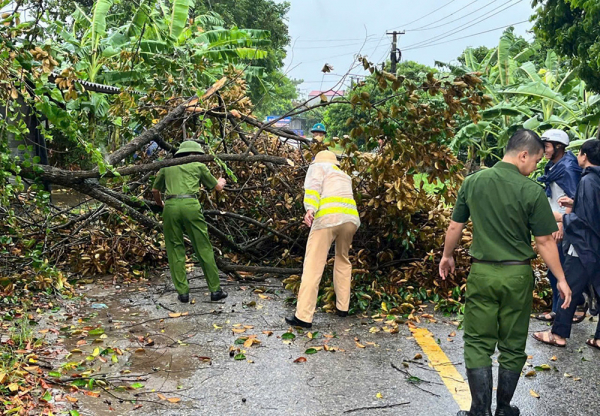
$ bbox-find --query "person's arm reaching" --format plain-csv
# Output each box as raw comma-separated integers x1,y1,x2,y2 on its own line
535,234,572,309
215,177,226,191
439,221,465,280
152,188,164,208
303,164,324,227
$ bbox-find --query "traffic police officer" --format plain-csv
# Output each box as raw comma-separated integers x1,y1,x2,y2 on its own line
439,130,572,416
152,141,228,303
310,123,327,141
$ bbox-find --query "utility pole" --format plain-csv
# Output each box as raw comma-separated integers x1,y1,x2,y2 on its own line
386,30,405,74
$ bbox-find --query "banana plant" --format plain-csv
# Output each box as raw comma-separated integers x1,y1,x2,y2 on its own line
450,28,600,165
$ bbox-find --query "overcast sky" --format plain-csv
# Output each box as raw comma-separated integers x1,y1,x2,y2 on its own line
281,0,536,97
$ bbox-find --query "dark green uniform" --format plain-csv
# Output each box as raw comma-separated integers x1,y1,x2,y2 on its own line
452,161,557,373
153,162,221,295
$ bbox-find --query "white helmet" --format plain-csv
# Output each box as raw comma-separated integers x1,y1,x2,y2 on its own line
541,129,570,146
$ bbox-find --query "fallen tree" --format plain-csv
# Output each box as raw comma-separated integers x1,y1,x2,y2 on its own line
1,55,503,316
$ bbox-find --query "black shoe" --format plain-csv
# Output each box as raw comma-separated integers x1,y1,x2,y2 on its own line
285,315,312,329
177,293,189,303
210,290,228,301
460,367,492,416
336,308,348,317
495,367,520,416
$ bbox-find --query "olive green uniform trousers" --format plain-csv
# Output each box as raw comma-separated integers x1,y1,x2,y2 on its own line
162,199,221,295
463,263,533,373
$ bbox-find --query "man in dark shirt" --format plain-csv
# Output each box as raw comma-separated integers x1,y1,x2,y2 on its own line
440,130,572,416
534,139,600,349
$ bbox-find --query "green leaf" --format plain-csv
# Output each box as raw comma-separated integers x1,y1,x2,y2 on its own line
234,353,246,360
497,32,512,86
170,0,192,40
305,348,318,355
88,328,104,336
281,332,296,340
519,62,542,83
41,391,52,401
70,410,81,416
523,117,541,130
131,382,144,389
50,88,64,103
91,0,114,51
500,82,577,118
48,371,61,378
71,379,87,388
234,338,246,345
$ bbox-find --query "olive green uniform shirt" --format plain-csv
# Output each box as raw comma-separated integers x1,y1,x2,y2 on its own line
451,161,558,262
153,162,218,195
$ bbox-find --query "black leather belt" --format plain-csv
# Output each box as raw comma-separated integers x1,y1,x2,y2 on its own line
165,194,197,200
472,258,530,266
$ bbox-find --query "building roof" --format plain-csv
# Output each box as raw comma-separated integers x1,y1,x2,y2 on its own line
308,90,345,97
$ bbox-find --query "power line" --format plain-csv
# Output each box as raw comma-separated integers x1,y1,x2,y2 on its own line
393,0,459,29
291,35,379,43
402,0,523,50
409,0,496,31
403,20,530,51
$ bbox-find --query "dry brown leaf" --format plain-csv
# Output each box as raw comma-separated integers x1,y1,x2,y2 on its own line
530,390,540,399
166,397,181,403
293,357,307,363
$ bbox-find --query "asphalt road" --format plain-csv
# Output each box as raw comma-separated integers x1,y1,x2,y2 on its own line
69,272,599,416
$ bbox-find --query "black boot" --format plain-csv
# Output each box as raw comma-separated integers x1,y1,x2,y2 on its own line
210,290,228,301
177,293,189,303
495,367,520,416
457,367,493,416
285,315,312,329
336,308,348,317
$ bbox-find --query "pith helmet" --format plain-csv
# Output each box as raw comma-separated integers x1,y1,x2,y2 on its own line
175,140,204,155
312,150,339,165
310,123,327,134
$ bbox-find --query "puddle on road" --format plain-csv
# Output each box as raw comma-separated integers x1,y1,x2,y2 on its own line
38,275,217,415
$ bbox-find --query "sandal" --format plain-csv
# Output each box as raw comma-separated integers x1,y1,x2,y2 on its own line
534,311,556,322
572,310,586,324
585,338,600,351
532,331,566,347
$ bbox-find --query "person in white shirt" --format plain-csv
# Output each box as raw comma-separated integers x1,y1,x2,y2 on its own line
536,129,584,322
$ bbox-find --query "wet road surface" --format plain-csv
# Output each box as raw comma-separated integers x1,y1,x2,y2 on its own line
50,271,599,416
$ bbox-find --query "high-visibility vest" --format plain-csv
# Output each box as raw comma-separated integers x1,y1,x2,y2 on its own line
303,163,360,230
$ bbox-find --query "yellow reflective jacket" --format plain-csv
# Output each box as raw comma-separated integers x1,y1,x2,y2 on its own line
303,163,360,231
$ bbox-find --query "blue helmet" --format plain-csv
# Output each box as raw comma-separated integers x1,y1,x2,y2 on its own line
310,123,327,134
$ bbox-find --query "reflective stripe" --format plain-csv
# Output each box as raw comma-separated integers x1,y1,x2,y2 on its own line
320,196,356,206
303,196,320,209
315,207,359,218
305,189,320,199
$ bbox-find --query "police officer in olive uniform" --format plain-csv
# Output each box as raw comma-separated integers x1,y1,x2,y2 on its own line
439,130,572,416
152,141,228,303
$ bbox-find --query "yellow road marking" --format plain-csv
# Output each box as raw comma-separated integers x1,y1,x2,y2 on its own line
411,327,471,410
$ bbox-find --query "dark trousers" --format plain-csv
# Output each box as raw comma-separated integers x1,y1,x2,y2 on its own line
552,255,600,340
549,243,585,312
548,242,565,313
